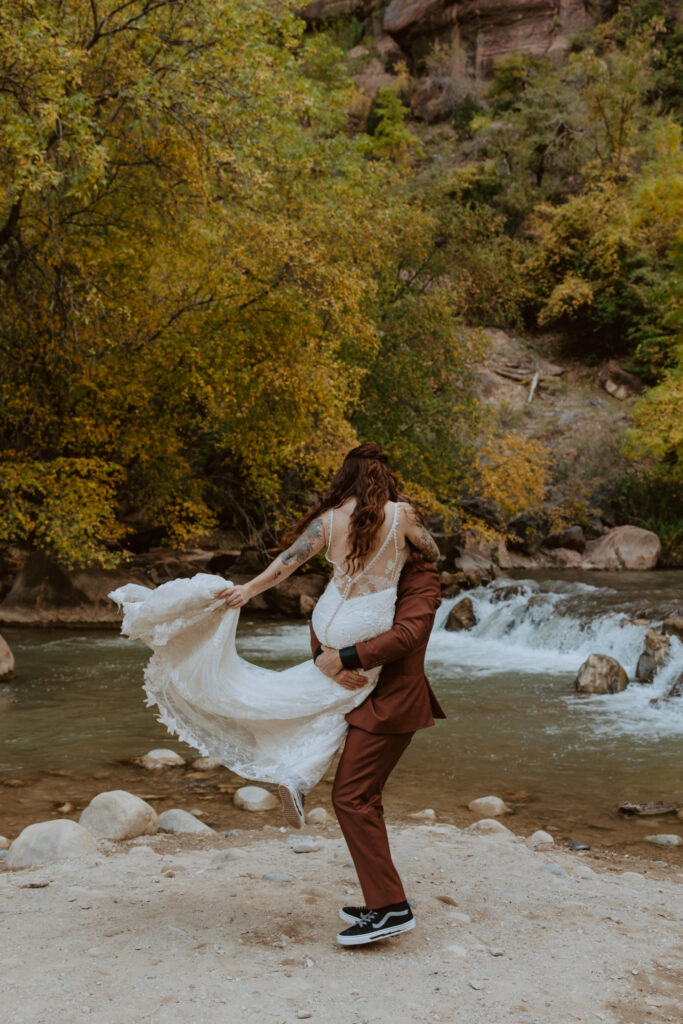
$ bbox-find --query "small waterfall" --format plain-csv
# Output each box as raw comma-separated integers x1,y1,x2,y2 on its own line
429,578,683,738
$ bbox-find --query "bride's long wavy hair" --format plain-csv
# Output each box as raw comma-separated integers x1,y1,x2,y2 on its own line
285,443,421,574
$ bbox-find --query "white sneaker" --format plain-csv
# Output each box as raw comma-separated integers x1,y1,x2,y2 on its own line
278,783,305,829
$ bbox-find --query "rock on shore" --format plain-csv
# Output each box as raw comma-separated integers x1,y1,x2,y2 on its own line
7,819,98,869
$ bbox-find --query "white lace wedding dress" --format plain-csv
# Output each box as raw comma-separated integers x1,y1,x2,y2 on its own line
109,502,407,793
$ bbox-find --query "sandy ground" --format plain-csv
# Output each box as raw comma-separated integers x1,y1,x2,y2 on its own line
1,820,682,1024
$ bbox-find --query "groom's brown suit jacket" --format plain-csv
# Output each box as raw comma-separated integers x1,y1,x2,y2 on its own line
309,557,446,735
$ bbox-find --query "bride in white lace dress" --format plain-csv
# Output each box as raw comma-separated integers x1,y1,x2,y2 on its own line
109,444,439,827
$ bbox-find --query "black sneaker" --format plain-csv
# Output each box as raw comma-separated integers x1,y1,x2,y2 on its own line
339,905,369,924
337,901,415,946
278,783,305,829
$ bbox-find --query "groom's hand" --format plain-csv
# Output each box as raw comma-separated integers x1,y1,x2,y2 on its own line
334,670,367,691
315,646,343,677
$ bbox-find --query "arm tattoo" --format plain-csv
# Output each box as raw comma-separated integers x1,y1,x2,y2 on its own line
281,518,323,568
413,526,440,563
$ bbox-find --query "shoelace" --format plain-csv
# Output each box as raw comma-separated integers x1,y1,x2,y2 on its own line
358,909,378,925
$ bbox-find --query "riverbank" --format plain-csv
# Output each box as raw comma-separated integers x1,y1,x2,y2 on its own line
2,820,682,1024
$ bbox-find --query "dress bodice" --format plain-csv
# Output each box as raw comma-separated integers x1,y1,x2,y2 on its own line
312,501,408,648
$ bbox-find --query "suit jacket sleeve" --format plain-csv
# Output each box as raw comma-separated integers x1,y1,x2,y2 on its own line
354,566,441,671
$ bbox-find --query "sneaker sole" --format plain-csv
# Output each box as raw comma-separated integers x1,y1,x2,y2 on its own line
278,784,304,830
337,918,416,946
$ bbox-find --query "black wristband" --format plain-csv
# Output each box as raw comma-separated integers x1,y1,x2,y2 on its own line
339,645,362,671
313,645,323,662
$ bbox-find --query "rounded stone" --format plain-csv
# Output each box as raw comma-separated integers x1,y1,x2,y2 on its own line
138,748,186,770
528,830,554,846
0,835,9,850
157,809,213,835
644,834,682,847
410,808,436,820
468,796,508,817
190,756,222,771
7,819,98,869
79,790,158,840
574,654,628,695
0,633,15,679
305,806,329,825
233,786,278,812
465,818,514,837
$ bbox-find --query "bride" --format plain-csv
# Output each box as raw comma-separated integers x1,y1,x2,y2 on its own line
109,443,440,829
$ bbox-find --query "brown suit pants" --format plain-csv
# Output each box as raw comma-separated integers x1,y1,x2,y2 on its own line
332,725,413,910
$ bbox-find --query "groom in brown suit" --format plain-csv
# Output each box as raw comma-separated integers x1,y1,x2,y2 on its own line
310,552,444,946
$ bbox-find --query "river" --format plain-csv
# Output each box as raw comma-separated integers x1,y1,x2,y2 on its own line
1,569,681,860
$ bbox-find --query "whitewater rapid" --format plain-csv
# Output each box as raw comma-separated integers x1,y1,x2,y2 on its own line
427,578,683,740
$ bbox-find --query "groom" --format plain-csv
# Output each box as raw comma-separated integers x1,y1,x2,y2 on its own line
310,551,444,946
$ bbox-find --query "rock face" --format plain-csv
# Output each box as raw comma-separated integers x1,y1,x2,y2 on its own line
445,595,476,631
584,526,661,571
0,633,14,679
138,748,186,770
7,819,98,869
382,0,591,73
264,573,326,618
597,360,644,401
79,790,158,840
575,654,628,695
157,809,213,835
233,786,279,812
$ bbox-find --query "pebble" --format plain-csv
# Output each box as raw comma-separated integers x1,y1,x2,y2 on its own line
191,756,222,771
233,786,279,812
468,980,484,991
57,802,74,814
262,873,293,883
644,834,682,847
289,837,321,854
468,796,508,817
528,830,554,846
305,807,329,825
567,842,591,851
0,835,9,850
410,808,436,820
296,1014,312,1020
138,748,185,770
488,947,505,957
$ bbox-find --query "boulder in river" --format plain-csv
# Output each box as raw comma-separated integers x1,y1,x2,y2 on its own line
445,596,476,632
543,525,586,553
157,809,213,835
0,633,15,679
7,819,98,869
583,526,661,571
264,574,326,618
468,795,508,817
636,650,656,683
138,748,186,770
662,616,683,642
574,654,628,695
644,630,671,670
644,834,682,847
79,790,158,840
190,756,222,771
233,786,278,812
